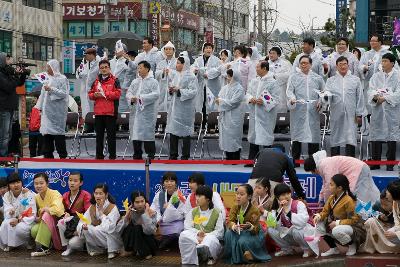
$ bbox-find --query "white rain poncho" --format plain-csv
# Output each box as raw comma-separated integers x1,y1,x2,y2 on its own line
326,49,360,78
192,43,222,112
325,71,365,147
122,61,138,92
110,51,129,112
38,59,70,135
286,69,325,143
218,69,245,152
155,41,177,112
229,57,256,92
269,54,292,112
218,49,232,87
246,74,281,146
358,47,398,113
165,56,198,137
368,68,400,141
127,71,160,141
292,50,324,77
135,46,162,73
77,56,100,119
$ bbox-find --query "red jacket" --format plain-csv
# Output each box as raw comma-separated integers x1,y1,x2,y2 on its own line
88,74,121,116
29,107,41,132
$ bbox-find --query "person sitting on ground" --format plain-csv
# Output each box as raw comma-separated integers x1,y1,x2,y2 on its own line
362,188,395,254
224,184,271,264
150,172,186,250
313,174,366,257
267,183,317,258
179,185,224,265
58,172,91,256
31,173,65,257
120,191,157,260
77,183,122,259
0,173,36,251
184,172,225,220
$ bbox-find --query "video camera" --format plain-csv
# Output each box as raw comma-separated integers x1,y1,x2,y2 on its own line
10,57,37,76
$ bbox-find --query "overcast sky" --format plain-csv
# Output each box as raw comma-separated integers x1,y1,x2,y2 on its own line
260,0,336,33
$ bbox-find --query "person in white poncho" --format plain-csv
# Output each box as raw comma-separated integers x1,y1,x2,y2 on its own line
165,56,198,160
37,59,70,159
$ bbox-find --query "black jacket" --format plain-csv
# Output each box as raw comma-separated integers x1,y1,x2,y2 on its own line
250,148,306,199
0,65,26,111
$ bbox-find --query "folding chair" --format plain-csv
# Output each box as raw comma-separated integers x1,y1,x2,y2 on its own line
320,110,330,150
156,112,168,159
359,116,370,160
242,112,250,140
65,112,80,158
200,111,221,159
115,112,130,158
192,112,204,159
76,112,96,157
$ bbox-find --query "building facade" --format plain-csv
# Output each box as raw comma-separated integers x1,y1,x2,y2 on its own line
0,0,63,72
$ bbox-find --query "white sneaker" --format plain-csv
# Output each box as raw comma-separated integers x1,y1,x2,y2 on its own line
61,248,72,256
274,250,293,257
346,244,357,256
108,252,117,259
302,250,310,258
321,247,340,257
89,251,103,256
3,247,10,252
144,255,153,260
207,259,216,265
31,248,50,257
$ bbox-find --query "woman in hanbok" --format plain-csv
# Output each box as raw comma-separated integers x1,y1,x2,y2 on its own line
78,184,122,259
150,172,186,250
120,191,157,259
314,174,366,257
252,177,273,225
0,173,36,251
183,172,225,220
31,173,65,257
216,69,245,160
179,185,224,265
362,189,396,253
224,184,271,264
58,172,91,256
267,184,317,258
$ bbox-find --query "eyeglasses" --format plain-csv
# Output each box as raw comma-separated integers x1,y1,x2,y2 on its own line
100,66,110,69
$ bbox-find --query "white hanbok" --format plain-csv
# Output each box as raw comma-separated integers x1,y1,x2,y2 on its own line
267,200,318,255
183,191,226,221
179,207,224,265
0,190,36,248
78,200,123,254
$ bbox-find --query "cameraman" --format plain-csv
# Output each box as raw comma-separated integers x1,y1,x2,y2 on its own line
0,53,27,157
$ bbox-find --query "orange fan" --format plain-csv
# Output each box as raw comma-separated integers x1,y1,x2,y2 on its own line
21,207,33,218
177,190,186,204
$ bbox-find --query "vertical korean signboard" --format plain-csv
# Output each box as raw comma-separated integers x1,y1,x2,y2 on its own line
149,1,161,47
336,0,348,37
63,40,75,74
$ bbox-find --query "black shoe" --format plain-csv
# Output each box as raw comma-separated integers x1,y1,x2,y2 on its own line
370,165,380,170
244,164,253,168
386,166,394,171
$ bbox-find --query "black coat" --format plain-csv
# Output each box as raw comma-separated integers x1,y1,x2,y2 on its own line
0,66,26,111
250,148,306,199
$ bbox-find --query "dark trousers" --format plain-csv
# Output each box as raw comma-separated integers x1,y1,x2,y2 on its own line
291,141,319,162
133,140,155,159
122,223,157,257
29,132,43,157
95,115,117,159
371,141,396,169
330,145,356,158
42,134,67,159
248,143,272,160
226,149,241,160
169,134,191,160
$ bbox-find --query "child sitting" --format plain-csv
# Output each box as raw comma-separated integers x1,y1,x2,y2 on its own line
313,174,366,257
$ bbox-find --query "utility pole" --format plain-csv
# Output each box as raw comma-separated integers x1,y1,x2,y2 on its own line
257,0,263,38
124,6,129,31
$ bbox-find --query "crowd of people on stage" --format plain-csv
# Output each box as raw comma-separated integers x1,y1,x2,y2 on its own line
3,33,395,166
0,153,398,264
